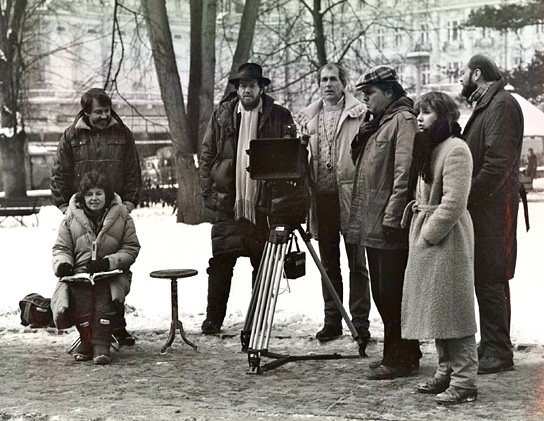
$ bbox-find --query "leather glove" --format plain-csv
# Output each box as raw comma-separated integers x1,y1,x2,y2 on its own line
86,258,110,274
383,225,406,245
57,262,75,277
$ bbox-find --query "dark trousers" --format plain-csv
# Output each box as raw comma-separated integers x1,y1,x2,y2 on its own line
205,218,267,326
68,281,117,346
475,277,513,360
316,194,371,338
366,247,421,368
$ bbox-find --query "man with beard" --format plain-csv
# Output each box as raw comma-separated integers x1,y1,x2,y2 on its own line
199,63,294,334
460,54,524,374
51,88,142,347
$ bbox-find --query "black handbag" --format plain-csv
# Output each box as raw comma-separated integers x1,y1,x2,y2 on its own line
284,234,305,279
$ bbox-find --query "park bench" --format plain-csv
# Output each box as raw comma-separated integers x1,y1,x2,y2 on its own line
0,196,43,227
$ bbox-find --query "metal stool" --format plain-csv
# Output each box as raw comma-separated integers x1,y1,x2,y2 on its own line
150,269,198,353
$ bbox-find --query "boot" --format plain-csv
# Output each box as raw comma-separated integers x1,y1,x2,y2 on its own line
93,344,111,365
74,315,93,362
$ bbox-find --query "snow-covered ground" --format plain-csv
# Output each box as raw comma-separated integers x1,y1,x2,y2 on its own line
1,181,544,345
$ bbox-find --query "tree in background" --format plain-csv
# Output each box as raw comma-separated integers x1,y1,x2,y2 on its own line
0,0,28,198
509,50,544,103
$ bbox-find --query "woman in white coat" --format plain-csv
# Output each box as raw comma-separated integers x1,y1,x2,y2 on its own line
401,92,478,405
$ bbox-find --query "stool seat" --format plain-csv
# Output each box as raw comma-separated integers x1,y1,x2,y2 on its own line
150,268,198,353
150,269,198,279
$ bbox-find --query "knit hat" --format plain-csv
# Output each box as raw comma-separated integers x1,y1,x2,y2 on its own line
355,65,397,91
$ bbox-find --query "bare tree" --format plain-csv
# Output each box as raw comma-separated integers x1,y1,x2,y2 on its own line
141,0,203,224
0,0,28,198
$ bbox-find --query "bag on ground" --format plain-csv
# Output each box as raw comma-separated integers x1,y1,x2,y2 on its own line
19,293,54,328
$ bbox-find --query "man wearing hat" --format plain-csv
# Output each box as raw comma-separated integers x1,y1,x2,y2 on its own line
295,63,371,347
460,54,523,374
199,63,294,334
346,65,421,380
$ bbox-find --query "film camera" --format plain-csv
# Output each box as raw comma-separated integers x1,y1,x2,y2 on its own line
246,131,311,225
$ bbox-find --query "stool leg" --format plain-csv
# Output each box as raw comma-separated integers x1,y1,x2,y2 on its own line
160,278,179,353
177,320,197,351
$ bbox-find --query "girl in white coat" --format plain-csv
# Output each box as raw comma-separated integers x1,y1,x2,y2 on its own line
401,92,478,405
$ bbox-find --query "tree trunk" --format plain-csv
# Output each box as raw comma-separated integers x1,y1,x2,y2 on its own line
222,0,262,98
0,132,27,197
198,0,216,156
0,0,28,197
142,0,204,224
188,0,202,154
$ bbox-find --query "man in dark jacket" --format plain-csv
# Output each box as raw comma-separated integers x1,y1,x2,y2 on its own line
199,63,294,334
460,54,524,374
50,88,142,346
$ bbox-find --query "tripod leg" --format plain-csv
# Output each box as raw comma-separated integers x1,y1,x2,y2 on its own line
261,242,288,351
296,225,367,357
242,240,273,350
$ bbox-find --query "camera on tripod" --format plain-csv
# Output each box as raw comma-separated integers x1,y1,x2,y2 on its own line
246,127,311,225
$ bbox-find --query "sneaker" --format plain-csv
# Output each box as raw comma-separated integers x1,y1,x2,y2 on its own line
478,355,514,374
113,328,136,347
201,319,221,335
73,341,93,362
435,386,477,405
315,325,342,342
417,377,450,394
93,345,111,365
366,364,412,380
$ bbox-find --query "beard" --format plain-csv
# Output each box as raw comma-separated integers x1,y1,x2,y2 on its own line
240,94,261,111
461,78,478,99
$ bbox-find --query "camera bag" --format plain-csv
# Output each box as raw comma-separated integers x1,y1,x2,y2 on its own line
284,235,305,279
19,293,54,328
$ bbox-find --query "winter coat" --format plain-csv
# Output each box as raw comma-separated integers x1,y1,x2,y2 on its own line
51,112,142,211
51,194,141,329
295,92,366,239
463,78,524,281
401,136,477,339
345,96,418,249
199,92,294,255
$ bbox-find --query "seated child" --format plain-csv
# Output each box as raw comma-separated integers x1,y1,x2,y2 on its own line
51,170,140,365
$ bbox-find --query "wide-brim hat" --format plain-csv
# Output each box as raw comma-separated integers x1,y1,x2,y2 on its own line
228,63,271,86
355,65,398,91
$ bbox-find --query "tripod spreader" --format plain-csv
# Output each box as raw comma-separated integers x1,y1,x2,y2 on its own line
241,223,367,375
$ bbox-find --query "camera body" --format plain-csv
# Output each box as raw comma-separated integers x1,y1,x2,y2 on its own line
247,131,310,225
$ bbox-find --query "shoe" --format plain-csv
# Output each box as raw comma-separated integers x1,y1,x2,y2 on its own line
435,386,477,405
73,340,93,362
201,320,221,335
366,364,412,380
369,359,382,369
369,359,419,371
113,328,136,347
478,356,514,374
316,325,342,342
417,377,450,394
93,345,111,365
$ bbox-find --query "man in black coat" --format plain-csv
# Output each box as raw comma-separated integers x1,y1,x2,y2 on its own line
199,63,294,334
460,54,523,374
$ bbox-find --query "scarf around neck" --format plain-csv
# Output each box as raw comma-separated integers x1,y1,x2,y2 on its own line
409,119,463,197
468,81,495,106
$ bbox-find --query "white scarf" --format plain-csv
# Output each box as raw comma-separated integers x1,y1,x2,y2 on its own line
234,98,262,224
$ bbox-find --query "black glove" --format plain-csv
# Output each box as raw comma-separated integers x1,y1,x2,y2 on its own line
86,258,110,274
57,262,75,277
383,225,406,245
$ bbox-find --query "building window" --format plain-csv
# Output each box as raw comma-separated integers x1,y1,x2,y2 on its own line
376,29,385,49
447,21,460,42
447,61,462,84
420,24,429,45
395,29,402,47
421,64,430,85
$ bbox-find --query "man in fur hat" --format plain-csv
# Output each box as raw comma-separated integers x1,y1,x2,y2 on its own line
199,63,294,334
